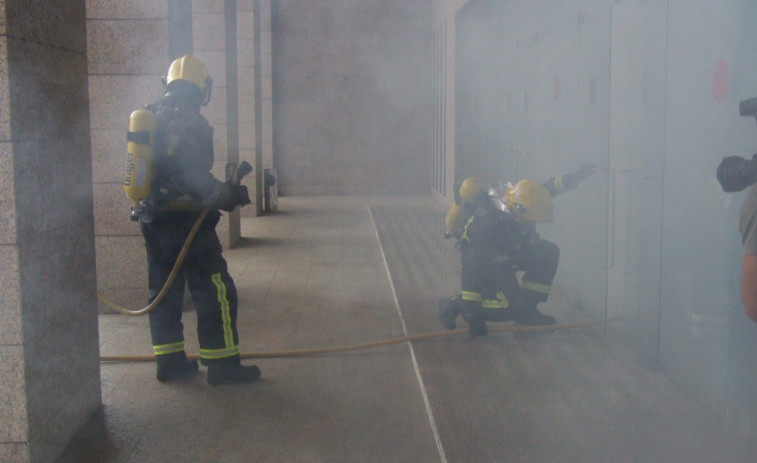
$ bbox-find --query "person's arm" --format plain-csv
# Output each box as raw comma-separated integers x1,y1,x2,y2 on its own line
173,112,249,211
542,163,597,197
173,112,222,203
741,255,757,322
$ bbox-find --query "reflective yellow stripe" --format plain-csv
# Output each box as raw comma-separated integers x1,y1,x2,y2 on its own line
461,214,476,242
211,272,236,353
200,346,240,359
461,290,482,302
482,291,509,309
482,299,505,308
153,341,185,356
522,280,551,294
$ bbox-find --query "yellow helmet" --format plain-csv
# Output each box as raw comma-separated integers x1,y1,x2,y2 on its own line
164,54,212,105
504,179,553,223
458,177,485,203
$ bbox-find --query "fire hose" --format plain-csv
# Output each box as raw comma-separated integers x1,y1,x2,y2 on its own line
96,162,252,316
96,206,209,316
97,157,619,359
99,316,621,362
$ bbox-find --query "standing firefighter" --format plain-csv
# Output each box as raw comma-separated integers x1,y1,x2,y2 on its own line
438,163,597,336
130,55,260,384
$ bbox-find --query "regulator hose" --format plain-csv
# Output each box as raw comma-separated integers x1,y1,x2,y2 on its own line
99,316,621,362
96,206,210,317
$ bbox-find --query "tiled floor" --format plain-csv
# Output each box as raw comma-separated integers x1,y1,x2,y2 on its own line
58,196,757,462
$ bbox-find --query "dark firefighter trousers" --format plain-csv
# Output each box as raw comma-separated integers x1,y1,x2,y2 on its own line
141,210,240,367
460,238,559,321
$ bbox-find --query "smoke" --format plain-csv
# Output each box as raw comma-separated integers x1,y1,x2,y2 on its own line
453,0,757,447
273,0,432,195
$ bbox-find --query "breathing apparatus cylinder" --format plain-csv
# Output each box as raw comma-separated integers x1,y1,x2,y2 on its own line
124,108,157,221
444,176,485,238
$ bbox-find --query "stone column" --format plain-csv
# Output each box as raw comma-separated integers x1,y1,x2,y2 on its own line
0,1,100,462
88,1,171,311
237,0,260,216
260,0,274,186
193,0,240,248
235,0,273,219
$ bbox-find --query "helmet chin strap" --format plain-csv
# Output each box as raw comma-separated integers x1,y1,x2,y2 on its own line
202,77,213,105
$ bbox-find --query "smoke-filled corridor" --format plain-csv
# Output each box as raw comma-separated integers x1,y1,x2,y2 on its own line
3,0,757,462
56,196,755,462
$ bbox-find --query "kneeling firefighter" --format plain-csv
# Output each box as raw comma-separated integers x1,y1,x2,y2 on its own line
438,163,597,336
125,54,260,384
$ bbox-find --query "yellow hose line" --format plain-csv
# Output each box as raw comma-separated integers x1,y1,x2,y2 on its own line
95,207,210,317
99,316,621,362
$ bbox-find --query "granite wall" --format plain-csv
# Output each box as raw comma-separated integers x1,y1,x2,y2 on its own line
0,0,273,460
0,1,101,462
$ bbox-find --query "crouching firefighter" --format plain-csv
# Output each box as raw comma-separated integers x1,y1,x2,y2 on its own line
438,163,597,337
124,54,260,384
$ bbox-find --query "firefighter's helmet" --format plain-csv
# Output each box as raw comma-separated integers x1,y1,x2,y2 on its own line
504,179,553,223
458,177,485,203
164,54,212,106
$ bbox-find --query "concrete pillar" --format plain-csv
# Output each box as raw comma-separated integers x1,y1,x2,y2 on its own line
237,0,260,216
237,0,273,218
260,1,273,174
193,0,241,246
0,1,100,462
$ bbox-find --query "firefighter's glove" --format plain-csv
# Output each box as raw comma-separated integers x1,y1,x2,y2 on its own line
574,162,598,183
717,153,757,192
219,184,251,211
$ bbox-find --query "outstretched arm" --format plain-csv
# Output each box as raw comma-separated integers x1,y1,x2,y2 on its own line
543,162,597,197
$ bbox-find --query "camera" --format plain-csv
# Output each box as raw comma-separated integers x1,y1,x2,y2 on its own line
740,96,757,122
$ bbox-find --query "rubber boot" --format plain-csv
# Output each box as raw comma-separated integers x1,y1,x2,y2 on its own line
207,357,261,386
156,352,199,382
514,308,556,326
460,299,487,337
437,295,460,330
468,317,487,336
512,291,556,326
